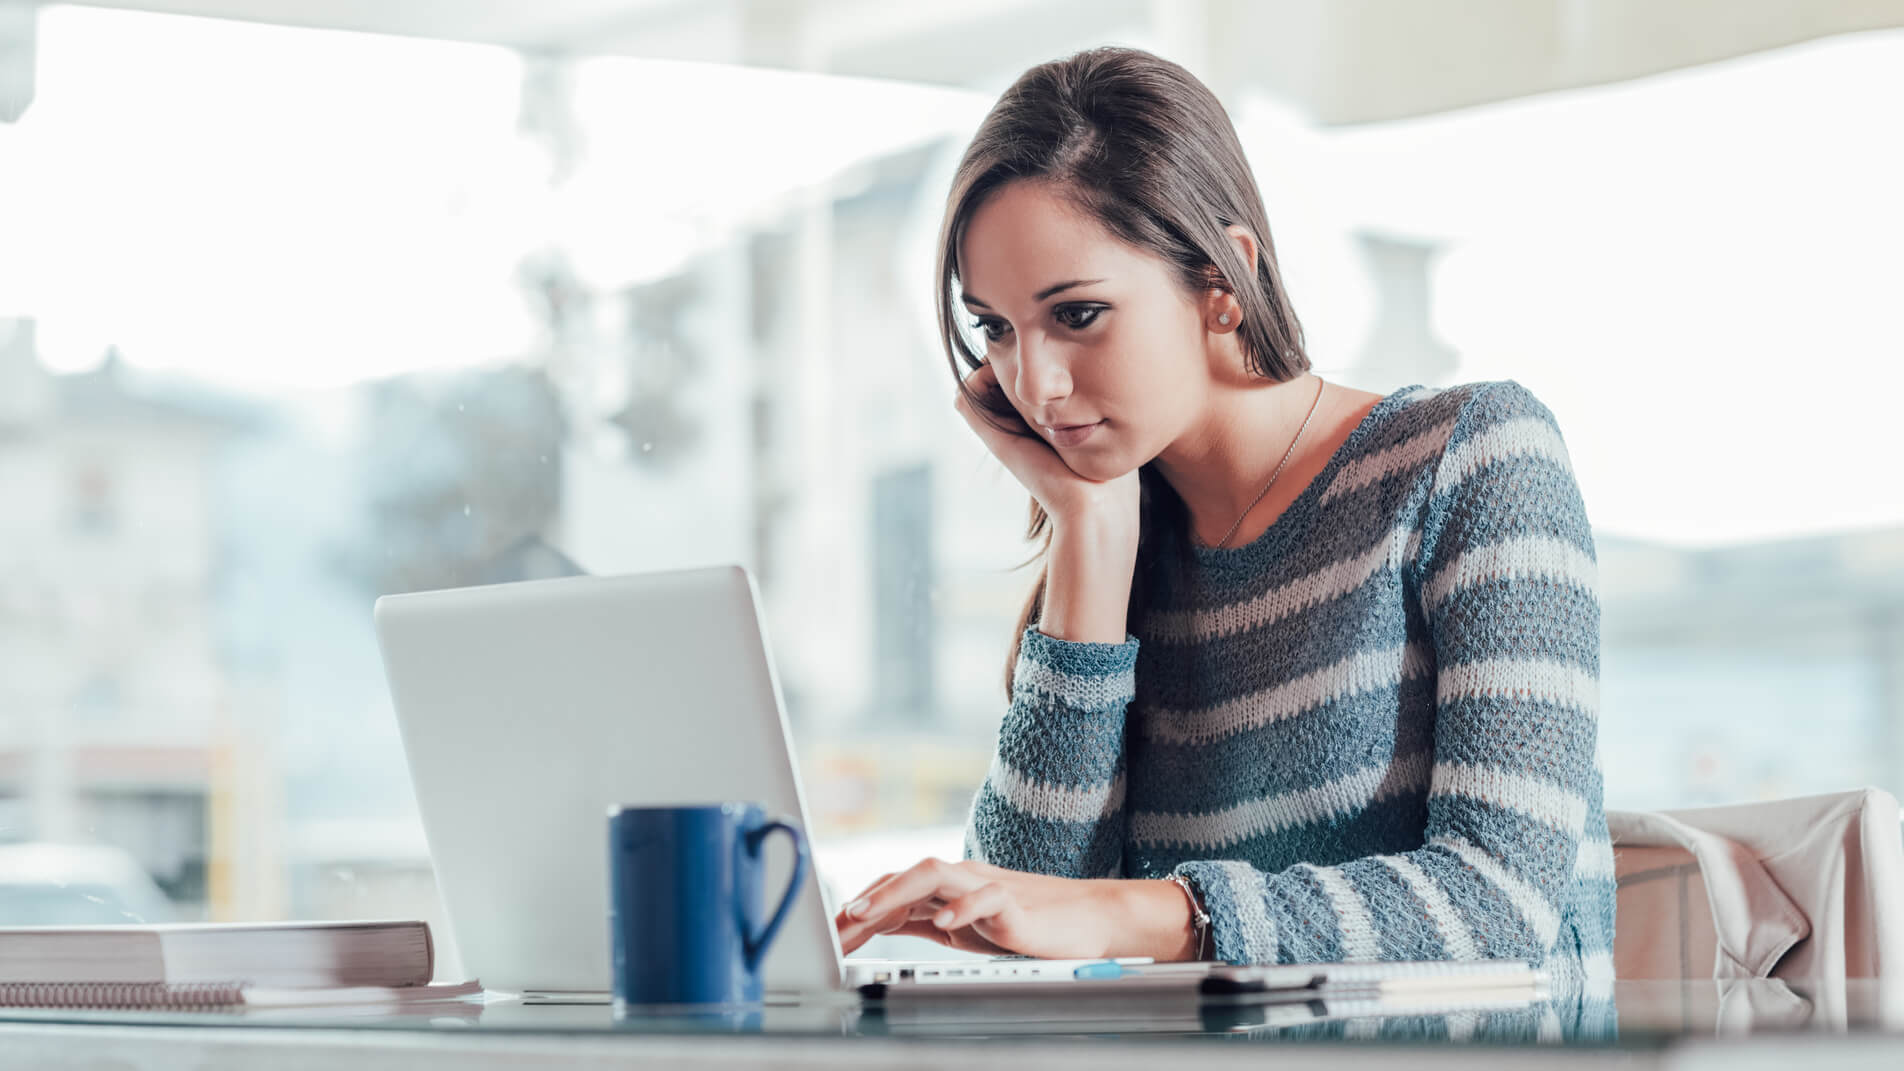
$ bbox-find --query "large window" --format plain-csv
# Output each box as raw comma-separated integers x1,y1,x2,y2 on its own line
2,5,1899,972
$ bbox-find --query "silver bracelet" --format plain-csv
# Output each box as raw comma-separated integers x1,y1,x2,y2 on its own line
1165,873,1211,961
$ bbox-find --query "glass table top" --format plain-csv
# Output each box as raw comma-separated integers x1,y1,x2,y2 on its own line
0,979,1899,1049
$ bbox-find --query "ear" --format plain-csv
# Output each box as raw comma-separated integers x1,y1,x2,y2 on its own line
1202,224,1259,334
1225,223,1260,276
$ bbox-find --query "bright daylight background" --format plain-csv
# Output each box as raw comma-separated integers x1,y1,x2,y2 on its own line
1,1,1901,975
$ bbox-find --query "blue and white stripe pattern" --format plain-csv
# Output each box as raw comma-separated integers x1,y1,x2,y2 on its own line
964,380,1616,993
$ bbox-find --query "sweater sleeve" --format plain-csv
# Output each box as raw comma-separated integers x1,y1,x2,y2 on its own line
1172,380,1604,968
962,624,1140,879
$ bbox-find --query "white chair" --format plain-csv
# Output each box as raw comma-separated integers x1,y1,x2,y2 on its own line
1609,787,1904,981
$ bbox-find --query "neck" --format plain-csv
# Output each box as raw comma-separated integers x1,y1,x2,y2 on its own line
1149,372,1323,544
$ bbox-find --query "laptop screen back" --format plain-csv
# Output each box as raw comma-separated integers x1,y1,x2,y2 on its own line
373,565,843,996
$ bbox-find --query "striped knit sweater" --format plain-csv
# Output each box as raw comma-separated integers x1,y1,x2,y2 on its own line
963,379,1615,992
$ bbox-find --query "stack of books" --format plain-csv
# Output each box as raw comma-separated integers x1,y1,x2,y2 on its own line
0,920,480,1011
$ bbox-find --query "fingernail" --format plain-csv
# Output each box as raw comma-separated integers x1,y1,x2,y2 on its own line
932,909,954,928
845,898,870,918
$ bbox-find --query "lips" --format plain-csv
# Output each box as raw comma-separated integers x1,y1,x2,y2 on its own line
1042,420,1104,447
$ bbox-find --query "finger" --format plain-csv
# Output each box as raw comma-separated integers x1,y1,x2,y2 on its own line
840,870,909,921
840,901,932,948
834,887,931,954
849,903,990,945
906,897,949,921
839,859,980,937
883,918,1012,956
855,896,944,931
865,896,944,939
957,359,997,398
837,923,873,955
952,361,988,413
839,872,898,918
953,365,1028,436
877,918,967,951
834,876,909,945
836,905,900,943
838,902,915,951
848,859,975,921
931,882,1011,933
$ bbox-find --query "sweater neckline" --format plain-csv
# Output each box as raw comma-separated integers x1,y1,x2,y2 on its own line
1184,383,1424,571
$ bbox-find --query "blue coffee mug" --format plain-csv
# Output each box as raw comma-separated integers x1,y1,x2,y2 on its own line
607,802,808,1010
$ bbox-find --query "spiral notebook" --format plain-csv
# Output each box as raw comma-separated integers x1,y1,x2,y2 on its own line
0,920,475,1010
0,979,483,1012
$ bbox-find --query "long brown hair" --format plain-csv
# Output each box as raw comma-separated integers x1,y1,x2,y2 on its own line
933,46,1312,695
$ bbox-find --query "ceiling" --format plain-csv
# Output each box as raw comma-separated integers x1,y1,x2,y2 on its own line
52,0,1904,124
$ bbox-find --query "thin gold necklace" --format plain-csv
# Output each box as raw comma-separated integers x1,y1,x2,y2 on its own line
1204,376,1328,549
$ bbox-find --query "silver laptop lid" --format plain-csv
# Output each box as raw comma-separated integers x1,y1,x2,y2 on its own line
373,565,843,996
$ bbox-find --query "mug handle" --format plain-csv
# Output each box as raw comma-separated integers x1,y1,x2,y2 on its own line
741,818,808,972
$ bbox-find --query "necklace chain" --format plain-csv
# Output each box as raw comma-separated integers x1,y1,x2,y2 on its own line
1207,376,1328,550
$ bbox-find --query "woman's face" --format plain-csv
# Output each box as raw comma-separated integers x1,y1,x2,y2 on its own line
957,179,1213,482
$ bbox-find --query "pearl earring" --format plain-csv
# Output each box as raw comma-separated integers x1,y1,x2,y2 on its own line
1218,312,1231,326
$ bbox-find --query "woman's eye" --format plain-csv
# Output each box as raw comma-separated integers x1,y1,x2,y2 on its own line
969,317,1007,342
969,306,1099,342
1055,304,1104,330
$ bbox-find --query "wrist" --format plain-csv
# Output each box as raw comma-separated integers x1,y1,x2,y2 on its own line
1039,510,1139,646
1048,496,1140,548
1097,879,1200,962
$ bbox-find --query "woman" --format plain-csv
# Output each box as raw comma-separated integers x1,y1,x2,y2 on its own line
832,46,1614,990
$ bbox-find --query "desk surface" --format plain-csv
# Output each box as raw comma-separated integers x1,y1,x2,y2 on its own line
0,980,1899,1070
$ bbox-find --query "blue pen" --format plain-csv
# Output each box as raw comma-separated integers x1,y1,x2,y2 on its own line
1073,961,1126,980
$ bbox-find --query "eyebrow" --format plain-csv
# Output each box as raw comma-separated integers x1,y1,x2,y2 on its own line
961,278,1106,310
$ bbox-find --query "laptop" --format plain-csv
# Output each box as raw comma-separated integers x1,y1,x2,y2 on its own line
372,564,1180,1000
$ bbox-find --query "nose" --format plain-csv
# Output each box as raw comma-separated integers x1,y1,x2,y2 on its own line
1012,334,1071,413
